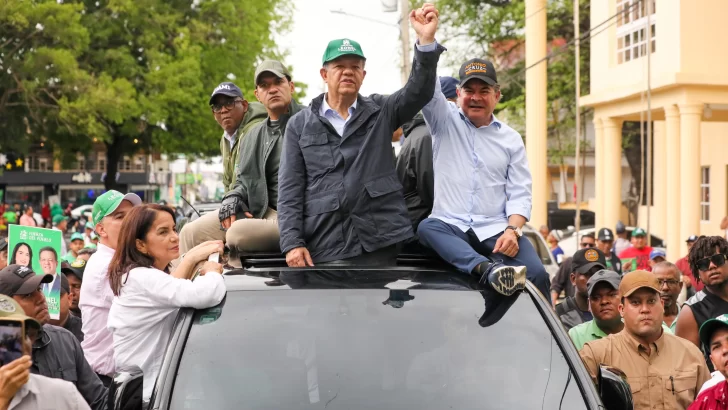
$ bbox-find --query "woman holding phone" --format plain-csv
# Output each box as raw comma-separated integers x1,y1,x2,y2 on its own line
106,204,225,401
9,243,33,271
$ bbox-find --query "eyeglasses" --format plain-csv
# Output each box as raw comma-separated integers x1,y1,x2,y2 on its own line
657,279,680,287
210,99,241,113
697,254,728,272
580,243,596,248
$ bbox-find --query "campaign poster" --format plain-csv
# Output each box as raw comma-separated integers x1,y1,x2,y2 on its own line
7,225,62,320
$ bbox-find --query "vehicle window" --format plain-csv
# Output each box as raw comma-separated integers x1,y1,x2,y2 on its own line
170,290,589,410
525,232,552,265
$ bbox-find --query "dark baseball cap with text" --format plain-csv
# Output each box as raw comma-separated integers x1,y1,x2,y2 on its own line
571,248,607,275
458,58,497,87
0,265,53,297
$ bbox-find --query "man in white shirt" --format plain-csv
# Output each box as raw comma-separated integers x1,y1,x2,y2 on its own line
79,190,141,386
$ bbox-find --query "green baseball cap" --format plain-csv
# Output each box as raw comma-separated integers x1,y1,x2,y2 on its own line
52,215,68,225
92,190,142,225
632,228,647,237
85,222,95,231
0,293,40,331
322,38,366,65
254,60,292,85
700,314,728,350
70,232,85,242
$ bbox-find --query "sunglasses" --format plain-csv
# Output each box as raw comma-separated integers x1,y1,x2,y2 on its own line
210,99,241,113
697,254,727,272
580,243,595,248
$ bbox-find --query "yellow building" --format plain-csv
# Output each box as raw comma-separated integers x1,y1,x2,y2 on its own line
581,0,728,260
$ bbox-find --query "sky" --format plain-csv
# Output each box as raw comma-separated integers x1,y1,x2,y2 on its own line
277,0,412,104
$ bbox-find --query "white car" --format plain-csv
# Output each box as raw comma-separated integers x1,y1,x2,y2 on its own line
523,224,559,281
558,226,666,258
71,205,94,221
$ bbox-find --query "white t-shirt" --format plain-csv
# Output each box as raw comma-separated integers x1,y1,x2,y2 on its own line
108,267,225,400
699,371,726,394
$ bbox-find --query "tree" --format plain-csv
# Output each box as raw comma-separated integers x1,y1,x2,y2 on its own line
0,0,295,190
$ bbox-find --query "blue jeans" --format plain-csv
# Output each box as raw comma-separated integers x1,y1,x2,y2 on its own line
418,218,550,298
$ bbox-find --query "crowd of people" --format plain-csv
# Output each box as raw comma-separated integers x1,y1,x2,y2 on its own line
0,2,726,408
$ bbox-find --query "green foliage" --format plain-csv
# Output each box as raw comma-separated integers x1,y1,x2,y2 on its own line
0,0,295,189
430,0,591,164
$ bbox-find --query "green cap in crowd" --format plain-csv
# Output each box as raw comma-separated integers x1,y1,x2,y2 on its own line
70,232,85,243
52,215,68,225
700,314,728,350
92,191,142,225
322,38,366,65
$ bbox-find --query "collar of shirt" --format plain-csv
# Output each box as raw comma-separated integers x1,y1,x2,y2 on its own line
621,328,666,356
320,93,357,119
223,128,239,147
586,320,608,339
663,304,681,331
96,242,115,256
457,111,502,130
9,373,38,409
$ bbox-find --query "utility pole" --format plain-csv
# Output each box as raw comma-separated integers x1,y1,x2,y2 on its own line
573,0,581,238
645,0,653,245
399,0,411,86
525,0,548,229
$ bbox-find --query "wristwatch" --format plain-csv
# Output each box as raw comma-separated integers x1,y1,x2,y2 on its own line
506,225,523,239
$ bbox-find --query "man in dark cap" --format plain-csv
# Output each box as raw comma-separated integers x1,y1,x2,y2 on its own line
613,220,630,256
178,81,268,255
0,264,106,409
555,248,607,331
213,60,305,253
596,227,622,273
278,4,445,268
415,56,549,298
209,81,268,193
568,269,623,349
62,259,85,317
396,76,458,235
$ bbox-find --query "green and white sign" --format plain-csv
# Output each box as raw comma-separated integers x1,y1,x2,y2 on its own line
8,225,62,320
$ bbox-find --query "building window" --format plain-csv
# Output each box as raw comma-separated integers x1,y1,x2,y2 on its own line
134,156,144,172
701,166,710,222
98,158,106,172
118,156,132,171
616,0,656,64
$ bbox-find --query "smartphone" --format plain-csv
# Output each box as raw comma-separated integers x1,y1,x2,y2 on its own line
0,320,24,366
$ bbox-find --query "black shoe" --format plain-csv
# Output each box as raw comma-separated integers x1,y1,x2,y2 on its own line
476,261,527,296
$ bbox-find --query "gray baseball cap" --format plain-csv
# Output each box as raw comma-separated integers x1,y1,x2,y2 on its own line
254,60,291,85
587,269,622,297
0,265,53,297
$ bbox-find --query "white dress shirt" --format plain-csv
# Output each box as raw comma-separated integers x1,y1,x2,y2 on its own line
319,94,357,136
79,243,116,376
422,78,533,241
108,267,226,400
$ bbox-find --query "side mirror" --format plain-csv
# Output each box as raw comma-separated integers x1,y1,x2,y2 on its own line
597,365,633,410
108,366,144,410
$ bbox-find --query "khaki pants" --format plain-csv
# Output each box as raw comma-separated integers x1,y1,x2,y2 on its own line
179,208,280,254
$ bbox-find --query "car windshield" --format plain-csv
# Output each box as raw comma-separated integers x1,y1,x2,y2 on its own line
171,288,588,410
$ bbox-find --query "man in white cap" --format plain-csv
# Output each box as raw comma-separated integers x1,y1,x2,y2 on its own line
79,190,141,386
